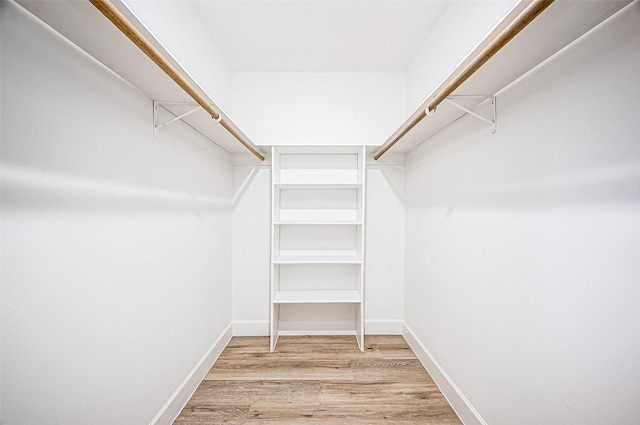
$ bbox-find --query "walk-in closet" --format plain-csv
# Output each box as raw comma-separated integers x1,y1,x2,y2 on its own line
2,1,639,424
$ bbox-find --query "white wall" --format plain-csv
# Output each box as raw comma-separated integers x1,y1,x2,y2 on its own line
1,3,233,424
404,3,640,425
406,0,517,112
232,73,406,146
364,154,405,332
231,154,272,334
123,0,234,114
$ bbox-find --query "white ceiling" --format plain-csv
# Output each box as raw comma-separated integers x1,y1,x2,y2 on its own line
191,1,451,72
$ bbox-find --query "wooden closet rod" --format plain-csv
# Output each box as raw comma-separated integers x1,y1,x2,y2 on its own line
373,0,554,161
89,0,265,161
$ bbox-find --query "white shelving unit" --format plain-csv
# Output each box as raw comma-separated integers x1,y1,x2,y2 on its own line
270,146,366,352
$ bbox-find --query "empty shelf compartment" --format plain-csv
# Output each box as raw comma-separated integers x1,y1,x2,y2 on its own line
273,290,362,304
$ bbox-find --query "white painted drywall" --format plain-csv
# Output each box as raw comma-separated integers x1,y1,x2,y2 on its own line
403,3,640,425
1,3,233,424
405,0,518,112
122,0,234,114
231,154,272,334
232,73,406,146
365,154,405,333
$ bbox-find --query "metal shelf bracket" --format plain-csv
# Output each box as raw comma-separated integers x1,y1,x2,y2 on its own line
153,100,202,136
444,95,497,134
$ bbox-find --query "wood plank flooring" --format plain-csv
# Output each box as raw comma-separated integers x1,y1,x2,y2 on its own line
174,335,462,424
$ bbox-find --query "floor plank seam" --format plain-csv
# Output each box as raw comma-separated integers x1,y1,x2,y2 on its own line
174,335,462,424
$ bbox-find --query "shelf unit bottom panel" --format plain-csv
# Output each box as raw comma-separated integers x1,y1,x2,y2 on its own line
273,290,362,304
274,255,362,264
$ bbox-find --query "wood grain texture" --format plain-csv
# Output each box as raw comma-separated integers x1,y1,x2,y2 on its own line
174,335,462,424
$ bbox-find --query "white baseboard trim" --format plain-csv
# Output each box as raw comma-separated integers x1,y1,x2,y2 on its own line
365,319,403,334
232,319,403,337
402,322,487,425
278,330,355,336
149,323,233,425
232,320,269,336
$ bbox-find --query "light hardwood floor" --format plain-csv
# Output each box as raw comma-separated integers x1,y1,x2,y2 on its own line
174,335,462,424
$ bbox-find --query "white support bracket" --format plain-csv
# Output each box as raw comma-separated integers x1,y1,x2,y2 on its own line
153,101,204,136
444,95,497,134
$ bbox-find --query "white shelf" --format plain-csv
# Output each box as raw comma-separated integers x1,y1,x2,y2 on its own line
273,290,362,304
17,0,264,156
274,183,362,189
276,210,360,222
274,253,362,264
374,1,631,155
274,185,363,223
274,221,363,226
